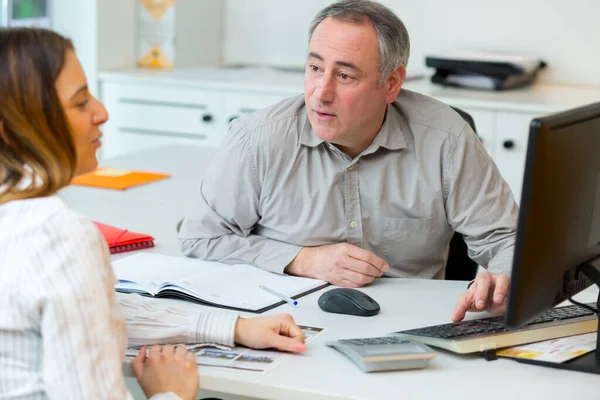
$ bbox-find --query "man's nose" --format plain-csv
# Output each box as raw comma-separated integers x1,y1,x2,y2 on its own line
314,74,335,103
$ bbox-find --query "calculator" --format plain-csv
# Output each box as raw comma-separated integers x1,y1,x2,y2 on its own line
325,336,436,372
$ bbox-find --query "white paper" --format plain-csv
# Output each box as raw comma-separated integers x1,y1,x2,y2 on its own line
125,325,325,373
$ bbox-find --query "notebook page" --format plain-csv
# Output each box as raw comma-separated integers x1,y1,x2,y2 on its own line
111,253,326,311
112,252,207,296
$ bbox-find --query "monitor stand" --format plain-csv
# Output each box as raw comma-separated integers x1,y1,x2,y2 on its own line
515,258,600,374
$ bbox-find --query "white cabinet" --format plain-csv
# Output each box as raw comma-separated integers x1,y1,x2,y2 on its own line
101,82,225,158
494,111,542,203
100,79,296,159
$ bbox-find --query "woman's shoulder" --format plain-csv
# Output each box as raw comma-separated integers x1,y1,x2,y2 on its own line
1,195,101,246
0,195,109,289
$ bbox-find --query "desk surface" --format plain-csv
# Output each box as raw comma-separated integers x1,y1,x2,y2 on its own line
63,145,216,206
61,145,600,400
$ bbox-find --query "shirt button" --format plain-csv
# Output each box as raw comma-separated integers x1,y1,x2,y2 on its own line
348,165,354,171
350,220,358,228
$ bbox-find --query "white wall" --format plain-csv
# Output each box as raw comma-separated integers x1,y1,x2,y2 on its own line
223,0,600,86
51,0,139,96
223,0,329,69
97,0,136,72
51,0,98,93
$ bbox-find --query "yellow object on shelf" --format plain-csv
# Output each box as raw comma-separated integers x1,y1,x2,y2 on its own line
137,0,176,69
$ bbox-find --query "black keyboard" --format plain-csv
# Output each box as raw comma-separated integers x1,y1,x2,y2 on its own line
401,304,595,339
393,304,598,353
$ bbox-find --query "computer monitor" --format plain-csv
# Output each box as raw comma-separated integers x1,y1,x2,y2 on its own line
0,0,51,28
505,101,600,373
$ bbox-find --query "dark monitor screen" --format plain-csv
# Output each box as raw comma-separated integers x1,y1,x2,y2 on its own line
505,102,600,329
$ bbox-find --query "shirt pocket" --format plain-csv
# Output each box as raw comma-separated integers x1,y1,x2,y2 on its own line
381,216,439,274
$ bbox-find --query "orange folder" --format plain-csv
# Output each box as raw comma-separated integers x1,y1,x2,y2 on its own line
71,168,170,190
93,221,155,254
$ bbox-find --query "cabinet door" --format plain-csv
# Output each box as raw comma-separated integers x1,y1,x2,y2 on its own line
494,111,541,204
100,82,224,159
455,107,495,157
223,92,298,125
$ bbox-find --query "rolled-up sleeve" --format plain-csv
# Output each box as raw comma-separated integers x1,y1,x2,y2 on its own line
118,293,239,348
444,123,519,275
179,119,302,274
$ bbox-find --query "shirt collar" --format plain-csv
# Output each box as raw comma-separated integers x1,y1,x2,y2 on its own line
299,112,324,147
298,103,407,152
368,103,407,151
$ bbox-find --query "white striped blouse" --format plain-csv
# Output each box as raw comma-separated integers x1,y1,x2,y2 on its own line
0,194,238,399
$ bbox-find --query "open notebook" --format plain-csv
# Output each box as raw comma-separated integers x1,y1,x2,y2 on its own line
111,253,328,313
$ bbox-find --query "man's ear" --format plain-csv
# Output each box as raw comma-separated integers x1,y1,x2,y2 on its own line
384,65,407,103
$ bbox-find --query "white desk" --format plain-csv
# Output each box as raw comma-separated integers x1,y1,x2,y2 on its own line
61,145,216,206
60,145,600,400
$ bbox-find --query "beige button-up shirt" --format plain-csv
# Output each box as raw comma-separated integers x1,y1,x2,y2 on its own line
180,90,519,278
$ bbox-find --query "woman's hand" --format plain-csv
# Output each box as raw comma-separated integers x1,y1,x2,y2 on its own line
234,314,308,352
132,344,199,400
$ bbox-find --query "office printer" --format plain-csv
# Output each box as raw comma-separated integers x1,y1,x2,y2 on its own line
426,51,547,90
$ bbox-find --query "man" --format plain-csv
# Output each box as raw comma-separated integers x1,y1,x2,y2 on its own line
179,0,519,322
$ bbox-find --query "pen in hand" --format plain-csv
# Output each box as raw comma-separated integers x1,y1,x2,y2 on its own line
259,285,298,306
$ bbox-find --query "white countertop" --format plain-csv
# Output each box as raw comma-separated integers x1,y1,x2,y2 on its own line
99,66,600,114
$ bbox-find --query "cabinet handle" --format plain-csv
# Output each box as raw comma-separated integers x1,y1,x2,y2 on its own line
239,108,257,113
503,140,515,149
202,114,213,123
119,127,207,140
119,98,206,110
229,116,239,123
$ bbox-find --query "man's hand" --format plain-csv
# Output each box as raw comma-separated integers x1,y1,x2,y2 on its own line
451,271,510,322
285,243,389,287
234,314,308,353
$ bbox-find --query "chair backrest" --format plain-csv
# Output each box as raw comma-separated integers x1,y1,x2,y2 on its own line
444,107,479,281
450,106,477,132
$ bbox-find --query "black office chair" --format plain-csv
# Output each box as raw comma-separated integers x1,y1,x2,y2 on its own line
444,107,480,281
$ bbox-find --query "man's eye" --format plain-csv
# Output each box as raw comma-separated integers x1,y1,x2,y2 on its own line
339,73,351,80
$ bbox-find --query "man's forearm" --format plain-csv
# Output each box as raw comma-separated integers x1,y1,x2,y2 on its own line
283,247,314,277
487,241,515,276
180,234,303,274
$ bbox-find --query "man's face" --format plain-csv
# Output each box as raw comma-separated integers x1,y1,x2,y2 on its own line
304,17,395,155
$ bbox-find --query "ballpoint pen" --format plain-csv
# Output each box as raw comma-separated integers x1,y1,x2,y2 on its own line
258,285,298,306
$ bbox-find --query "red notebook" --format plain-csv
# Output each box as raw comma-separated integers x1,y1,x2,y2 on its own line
93,221,155,254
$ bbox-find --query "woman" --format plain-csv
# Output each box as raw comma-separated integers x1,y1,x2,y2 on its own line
0,28,306,400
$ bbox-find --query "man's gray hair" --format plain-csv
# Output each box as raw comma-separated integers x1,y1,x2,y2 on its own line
309,0,410,85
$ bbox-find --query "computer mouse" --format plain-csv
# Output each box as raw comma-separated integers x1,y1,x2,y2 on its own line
317,288,380,317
